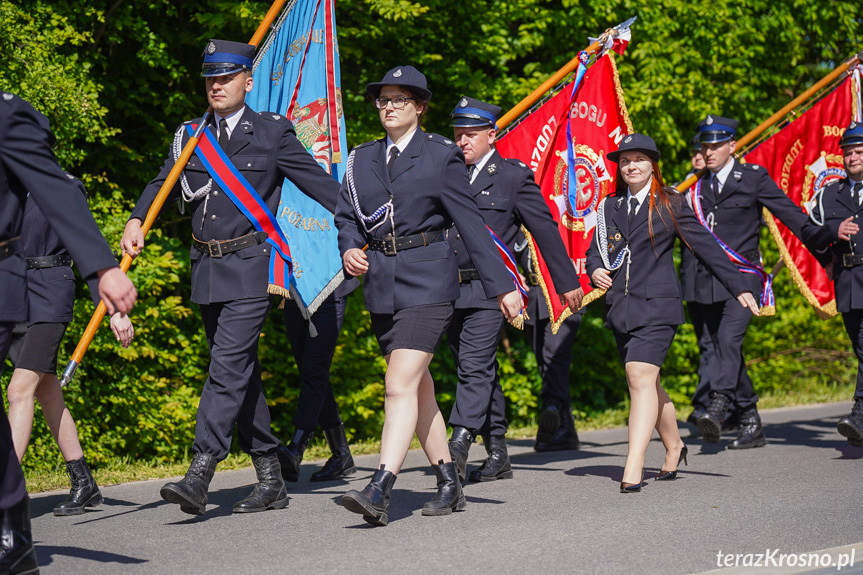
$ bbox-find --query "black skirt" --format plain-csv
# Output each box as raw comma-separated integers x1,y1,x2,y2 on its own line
8,322,68,374
370,303,454,356
613,324,677,367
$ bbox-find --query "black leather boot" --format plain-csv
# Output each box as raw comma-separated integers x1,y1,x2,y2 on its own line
538,397,563,436
535,405,580,451
310,424,357,482
53,456,103,516
342,465,396,526
728,406,767,449
277,428,314,483
233,454,290,513
422,459,466,516
447,426,473,483
160,452,217,515
469,435,513,482
837,399,863,446
0,496,39,575
697,392,732,444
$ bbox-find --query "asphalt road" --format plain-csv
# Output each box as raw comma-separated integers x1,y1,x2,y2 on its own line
28,401,863,575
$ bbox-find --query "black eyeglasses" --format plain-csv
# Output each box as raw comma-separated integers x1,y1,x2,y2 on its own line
375,97,415,110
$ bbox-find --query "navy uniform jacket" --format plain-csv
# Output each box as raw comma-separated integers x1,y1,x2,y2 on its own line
449,150,580,310
335,129,514,315
810,178,863,313
0,92,117,323
130,106,341,305
20,177,101,325
586,188,750,334
680,159,815,303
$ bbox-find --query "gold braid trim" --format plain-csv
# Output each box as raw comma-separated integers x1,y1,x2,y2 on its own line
761,206,837,319
608,53,635,134
268,283,291,298
523,226,568,334
852,70,860,123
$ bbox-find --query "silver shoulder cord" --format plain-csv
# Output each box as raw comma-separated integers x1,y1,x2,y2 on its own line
595,197,632,294
172,125,213,216
807,187,825,227
346,149,394,235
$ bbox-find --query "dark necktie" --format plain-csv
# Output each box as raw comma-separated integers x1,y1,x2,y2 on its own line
218,118,230,150
467,164,477,182
387,147,399,175
710,173,719,196
628,197,639,229
853,182,863,206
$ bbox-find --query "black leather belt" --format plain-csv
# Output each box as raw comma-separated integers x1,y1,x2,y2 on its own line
193,231,268,258
0,237,19,263
26,255,72,269
527,272,541,286
458,268,480,283
842,253,863,268
367,230,444,256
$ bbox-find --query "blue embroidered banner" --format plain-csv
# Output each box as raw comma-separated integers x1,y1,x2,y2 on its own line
248,0,346,315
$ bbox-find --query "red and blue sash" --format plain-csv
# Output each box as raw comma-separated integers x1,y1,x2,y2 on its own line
486,226,530,312
691,179,775,311
186,124,294,293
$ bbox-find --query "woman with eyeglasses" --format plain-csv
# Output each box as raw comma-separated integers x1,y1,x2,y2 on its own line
335,65,522,525
585,134,759,493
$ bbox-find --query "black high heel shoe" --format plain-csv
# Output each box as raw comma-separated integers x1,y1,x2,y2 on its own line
619,468,644,493
655,444,688,481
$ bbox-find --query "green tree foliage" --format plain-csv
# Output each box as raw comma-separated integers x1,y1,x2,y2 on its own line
1,0,859,474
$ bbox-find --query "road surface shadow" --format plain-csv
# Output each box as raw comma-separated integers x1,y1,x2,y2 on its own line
35,543,148,568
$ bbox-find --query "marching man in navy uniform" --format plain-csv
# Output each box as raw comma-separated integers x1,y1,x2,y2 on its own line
515,236,584,452
683,115,822,449
1,90,137,575
445,97,583,481
808,122,863,447
121,39,341,515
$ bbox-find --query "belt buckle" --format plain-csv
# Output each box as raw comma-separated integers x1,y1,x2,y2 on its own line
383,235,397,256
843,253,856,268
207,239,223,258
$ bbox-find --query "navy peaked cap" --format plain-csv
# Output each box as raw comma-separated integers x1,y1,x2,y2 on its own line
449,97,502,129
201,39,255,77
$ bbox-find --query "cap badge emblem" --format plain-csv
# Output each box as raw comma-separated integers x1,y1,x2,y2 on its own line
624,136,632,144
393,69,402,78
706,116,714,125
206,41,216,55
459,98,468,108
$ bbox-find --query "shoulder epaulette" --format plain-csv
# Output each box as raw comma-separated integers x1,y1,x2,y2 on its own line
742,162,763,171
258,111,288,122
503,157,531,171
353,140,377,151
425,132,456,147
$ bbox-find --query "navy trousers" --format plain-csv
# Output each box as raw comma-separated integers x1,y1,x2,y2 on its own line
525,312,582,405
841,310,863,401
194,297,279,459
447,307,507,437
689,303,715,412
689,300,758,411
283,294,347,431
1,322,27,509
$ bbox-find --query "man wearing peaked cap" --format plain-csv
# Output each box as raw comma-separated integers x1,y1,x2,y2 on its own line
807,121,863,447
445,96,584,482
121,38,342,516
682,113,825,449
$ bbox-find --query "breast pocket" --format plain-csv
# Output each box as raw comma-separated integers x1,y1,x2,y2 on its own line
234,156,268,173
185,156,209,174
476,194,510,212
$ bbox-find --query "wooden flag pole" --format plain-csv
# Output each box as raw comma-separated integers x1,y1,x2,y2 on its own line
61,0,290,386
675,53,861,194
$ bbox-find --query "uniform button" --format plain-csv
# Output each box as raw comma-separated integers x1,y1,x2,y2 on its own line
714,206,719,210
210,215,217,221
247,163,252,167
212,190,218,196
456,234,461,239
454,250,458,255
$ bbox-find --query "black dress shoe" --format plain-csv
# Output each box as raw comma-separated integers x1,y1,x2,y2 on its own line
0,495,39,575
655,445,688,481
535,407,580,452
620,469,644,493
686,408,706,426
277,428,314,483
233,454,290,513
310,424,357,482
160,452,217,515
728,407,767,449
837,400,863,446
342,465,396,526
54,456,103,516
447,427,473,483
538,398,564,435
422,460,466,516
468,435,513,482
697,393,731,444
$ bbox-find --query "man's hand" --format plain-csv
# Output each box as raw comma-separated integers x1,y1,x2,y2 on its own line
121,218,145,258
343,248,369,276
97,267,137,315
497,290,523,321
737,291,760,316
591,268,612,290
560,287,584,311
838,216,859,241
109,313,135,348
